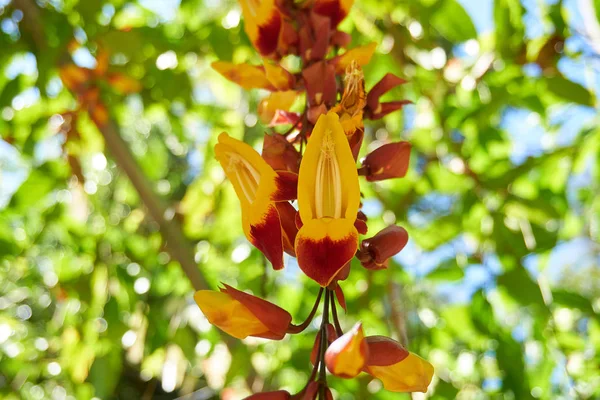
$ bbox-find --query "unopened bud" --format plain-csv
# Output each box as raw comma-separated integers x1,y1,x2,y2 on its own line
359,225,408,269
360,142,411,182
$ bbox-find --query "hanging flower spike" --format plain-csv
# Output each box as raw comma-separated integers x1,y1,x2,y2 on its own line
357,225,409,270
215,133,298,270
195,284,292,340
238,0,282,56
365,73,411,120
364,336,434,393
245,390,291,399
312,0,355,28
359,141,411,181
325,322,369,378
295,112,361,287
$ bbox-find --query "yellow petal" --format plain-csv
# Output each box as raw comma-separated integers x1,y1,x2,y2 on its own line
367,352,434,393
212,61,273,90
264,61,294,90
334,42,377,74
297,112,360,223
258,91,300,123
325,322,368,378
194,290,269,339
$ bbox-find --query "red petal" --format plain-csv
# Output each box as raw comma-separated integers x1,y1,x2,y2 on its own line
335,285,346,312
364,336,409,367
275,202,298,256
366,73,407,111
271,171,298,201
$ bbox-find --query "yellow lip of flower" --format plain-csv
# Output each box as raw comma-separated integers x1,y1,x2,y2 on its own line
364,336,434,393
295,112,361,286
215,133,298,270
332,42,377,74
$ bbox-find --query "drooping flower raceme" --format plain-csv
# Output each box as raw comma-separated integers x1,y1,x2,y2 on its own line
193,0,434,398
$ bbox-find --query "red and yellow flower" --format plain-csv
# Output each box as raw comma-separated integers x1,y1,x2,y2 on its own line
295,112,361,287
215,133,297,270
194,284,292,340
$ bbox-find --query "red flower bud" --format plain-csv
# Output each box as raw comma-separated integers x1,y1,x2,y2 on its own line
359,226,408,270
360,142,411,182
262,133,301,174
245,390,291,400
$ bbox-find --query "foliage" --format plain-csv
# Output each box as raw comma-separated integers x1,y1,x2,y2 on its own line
0,0,599,399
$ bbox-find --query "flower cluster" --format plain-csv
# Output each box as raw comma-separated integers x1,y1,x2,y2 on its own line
195,0,433,397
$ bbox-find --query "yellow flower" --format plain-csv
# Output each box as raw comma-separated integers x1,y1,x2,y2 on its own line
295,112,360,286
325,322,368,378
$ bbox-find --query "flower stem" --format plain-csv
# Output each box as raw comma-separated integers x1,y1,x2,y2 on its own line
287,288,324,334
330,290,344,337
317,289,331,399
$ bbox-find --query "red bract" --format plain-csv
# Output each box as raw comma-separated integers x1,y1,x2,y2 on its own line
365,73,410,119
360,142,411,182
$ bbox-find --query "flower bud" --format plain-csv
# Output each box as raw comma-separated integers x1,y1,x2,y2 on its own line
364,336,434,393
245,390,291,400
360,142,411,182
262,133,301,174
359,226,408,270
194,284,292,340
325,322,369,378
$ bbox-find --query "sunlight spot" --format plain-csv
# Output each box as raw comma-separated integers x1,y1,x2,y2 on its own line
156,51,178,70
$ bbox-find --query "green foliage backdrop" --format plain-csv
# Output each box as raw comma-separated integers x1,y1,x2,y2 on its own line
1,0,599,399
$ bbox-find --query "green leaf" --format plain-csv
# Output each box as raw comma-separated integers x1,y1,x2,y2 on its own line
545,76,594,106
431,0,477,42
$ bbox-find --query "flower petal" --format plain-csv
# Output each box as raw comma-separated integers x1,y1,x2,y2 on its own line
212,61,273,90
332,42,377,74
194,290,269,339
264,61,295,90
275,202,298,256
221,284,292,339
313,0,355,27
365,336,434,393
361,142,411,181
262,133,301,173
245,201,285,270
258,90,300,123
325,322,368,378
271,170,298,202
295,218,358,286
239,0,282,56
297,112,360,223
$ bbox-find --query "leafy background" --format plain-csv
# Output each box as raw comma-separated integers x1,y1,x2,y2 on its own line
1,0,600,399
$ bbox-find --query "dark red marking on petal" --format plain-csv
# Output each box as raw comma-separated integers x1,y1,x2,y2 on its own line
249,203,285,270
296,230,358,287
256,12,282,56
